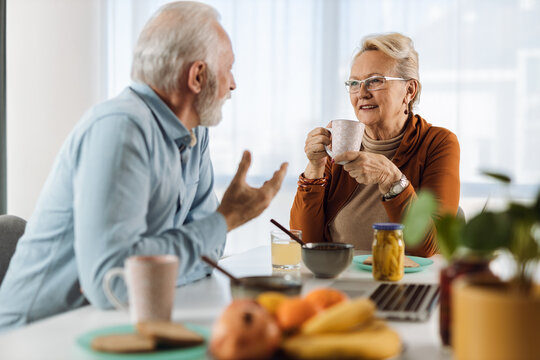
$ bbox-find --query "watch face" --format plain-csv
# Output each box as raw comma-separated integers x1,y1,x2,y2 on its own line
385,175,408,199
390,176,408,195
401,177,409,188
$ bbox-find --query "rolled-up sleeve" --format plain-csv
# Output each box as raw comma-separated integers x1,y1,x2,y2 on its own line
383,131,460,257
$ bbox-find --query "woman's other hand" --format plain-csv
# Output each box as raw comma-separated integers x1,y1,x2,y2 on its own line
333,151,402,194
303,127,331,179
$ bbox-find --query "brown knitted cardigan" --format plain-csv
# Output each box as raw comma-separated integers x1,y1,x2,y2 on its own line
290,114,460,257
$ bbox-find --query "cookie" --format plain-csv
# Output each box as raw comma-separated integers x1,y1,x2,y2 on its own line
136,321,205,347
91,333,156,353
363,255,420,268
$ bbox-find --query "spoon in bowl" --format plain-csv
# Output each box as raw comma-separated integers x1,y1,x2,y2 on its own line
201,255,243,285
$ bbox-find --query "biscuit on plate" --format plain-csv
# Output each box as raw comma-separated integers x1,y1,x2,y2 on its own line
136,321,205,347
91,333,156,353
363,255,420,268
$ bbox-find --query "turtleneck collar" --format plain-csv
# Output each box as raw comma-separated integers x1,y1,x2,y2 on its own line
362,130,404,159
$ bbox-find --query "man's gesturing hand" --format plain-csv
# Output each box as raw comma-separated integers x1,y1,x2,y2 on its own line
217,151,288,231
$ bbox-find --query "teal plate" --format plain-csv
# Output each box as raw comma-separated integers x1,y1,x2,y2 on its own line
353,255,434,273
76,323,209,360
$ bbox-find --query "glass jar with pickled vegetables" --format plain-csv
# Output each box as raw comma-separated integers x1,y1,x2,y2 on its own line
372,223,405,281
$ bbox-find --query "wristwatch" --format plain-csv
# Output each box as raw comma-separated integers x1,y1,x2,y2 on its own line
383,174,409,200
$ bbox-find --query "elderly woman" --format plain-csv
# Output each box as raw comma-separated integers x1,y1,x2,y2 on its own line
290,33,460,257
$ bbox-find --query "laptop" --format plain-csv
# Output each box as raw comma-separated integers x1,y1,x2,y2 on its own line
329,279,440,322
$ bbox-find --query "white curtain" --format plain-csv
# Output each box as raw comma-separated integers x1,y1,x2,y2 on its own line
106,0,540,254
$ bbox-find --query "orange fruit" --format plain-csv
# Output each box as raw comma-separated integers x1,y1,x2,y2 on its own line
303,288,348,312
275,297,316,332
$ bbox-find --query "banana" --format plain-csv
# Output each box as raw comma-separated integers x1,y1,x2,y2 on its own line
283,320,402,360
301,297,375,335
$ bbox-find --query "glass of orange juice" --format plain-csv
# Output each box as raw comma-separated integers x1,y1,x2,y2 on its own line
270,229,302,269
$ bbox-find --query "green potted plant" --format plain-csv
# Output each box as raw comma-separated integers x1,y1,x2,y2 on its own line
403,172,540,359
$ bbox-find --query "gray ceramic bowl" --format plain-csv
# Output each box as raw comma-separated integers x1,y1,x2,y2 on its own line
230,275,302,299
301,243,354,278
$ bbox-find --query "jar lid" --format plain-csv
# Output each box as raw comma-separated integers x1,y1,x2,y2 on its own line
372,222,404,230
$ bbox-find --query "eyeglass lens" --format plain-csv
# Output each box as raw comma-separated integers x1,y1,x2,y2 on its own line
347,77,386,93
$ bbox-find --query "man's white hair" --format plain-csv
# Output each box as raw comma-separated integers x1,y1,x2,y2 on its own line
131,1,221,94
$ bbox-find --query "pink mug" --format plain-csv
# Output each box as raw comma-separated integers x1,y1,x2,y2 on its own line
103,255,179,323
325,119,365,164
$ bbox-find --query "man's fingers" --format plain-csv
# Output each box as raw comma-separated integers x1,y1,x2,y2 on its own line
261,162,288,196
231,150,251,185
333,151,359,165
272,163,289,188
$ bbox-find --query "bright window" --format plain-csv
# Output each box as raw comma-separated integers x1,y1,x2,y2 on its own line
106,0,540,254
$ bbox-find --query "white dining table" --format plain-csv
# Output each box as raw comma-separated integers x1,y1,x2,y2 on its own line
0,246,453,360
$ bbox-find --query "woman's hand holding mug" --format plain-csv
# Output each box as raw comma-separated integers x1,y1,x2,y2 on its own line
303,119,365,179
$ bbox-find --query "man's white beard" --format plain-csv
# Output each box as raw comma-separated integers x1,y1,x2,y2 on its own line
196,68,227,127
198,97,226,127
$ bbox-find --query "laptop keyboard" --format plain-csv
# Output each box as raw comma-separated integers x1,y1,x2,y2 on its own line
369,283,440,321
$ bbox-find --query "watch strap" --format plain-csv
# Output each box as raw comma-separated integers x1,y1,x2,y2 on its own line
383,174,409,200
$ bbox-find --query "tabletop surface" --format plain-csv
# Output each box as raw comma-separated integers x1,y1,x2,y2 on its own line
0,246,454,360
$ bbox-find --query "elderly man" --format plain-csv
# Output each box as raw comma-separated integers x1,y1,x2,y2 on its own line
0,1,287,331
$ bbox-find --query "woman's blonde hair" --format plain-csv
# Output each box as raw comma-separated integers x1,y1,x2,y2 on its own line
354,33,421,113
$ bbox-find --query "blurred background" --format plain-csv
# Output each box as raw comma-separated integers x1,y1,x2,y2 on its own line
4,0,540,255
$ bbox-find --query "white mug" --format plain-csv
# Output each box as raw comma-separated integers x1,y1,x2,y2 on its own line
103,254,179,323
325,119,365,164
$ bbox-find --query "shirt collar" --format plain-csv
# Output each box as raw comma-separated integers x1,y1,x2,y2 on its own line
129,83,194,148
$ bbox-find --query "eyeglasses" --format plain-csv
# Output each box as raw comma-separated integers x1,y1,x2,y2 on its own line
345,76,407,93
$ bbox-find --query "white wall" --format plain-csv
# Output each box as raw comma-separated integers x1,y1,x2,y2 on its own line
6,0,107,219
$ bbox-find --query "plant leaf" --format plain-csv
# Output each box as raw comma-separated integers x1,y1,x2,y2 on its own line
462,212,512,251
533,189,540,221
510,221,539,265
507,203,536,222
435,214,465,260
402,191,437,247
480,170,512,184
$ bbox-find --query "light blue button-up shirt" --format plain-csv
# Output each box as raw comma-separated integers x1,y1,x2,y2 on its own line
0,84,227,331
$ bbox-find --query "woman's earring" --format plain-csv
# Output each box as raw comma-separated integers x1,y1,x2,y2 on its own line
404,108,408,115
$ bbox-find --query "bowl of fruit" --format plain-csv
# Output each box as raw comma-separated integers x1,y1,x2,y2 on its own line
210,287,402,360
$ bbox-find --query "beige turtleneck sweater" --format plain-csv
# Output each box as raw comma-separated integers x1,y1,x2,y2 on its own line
328,131,404,250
